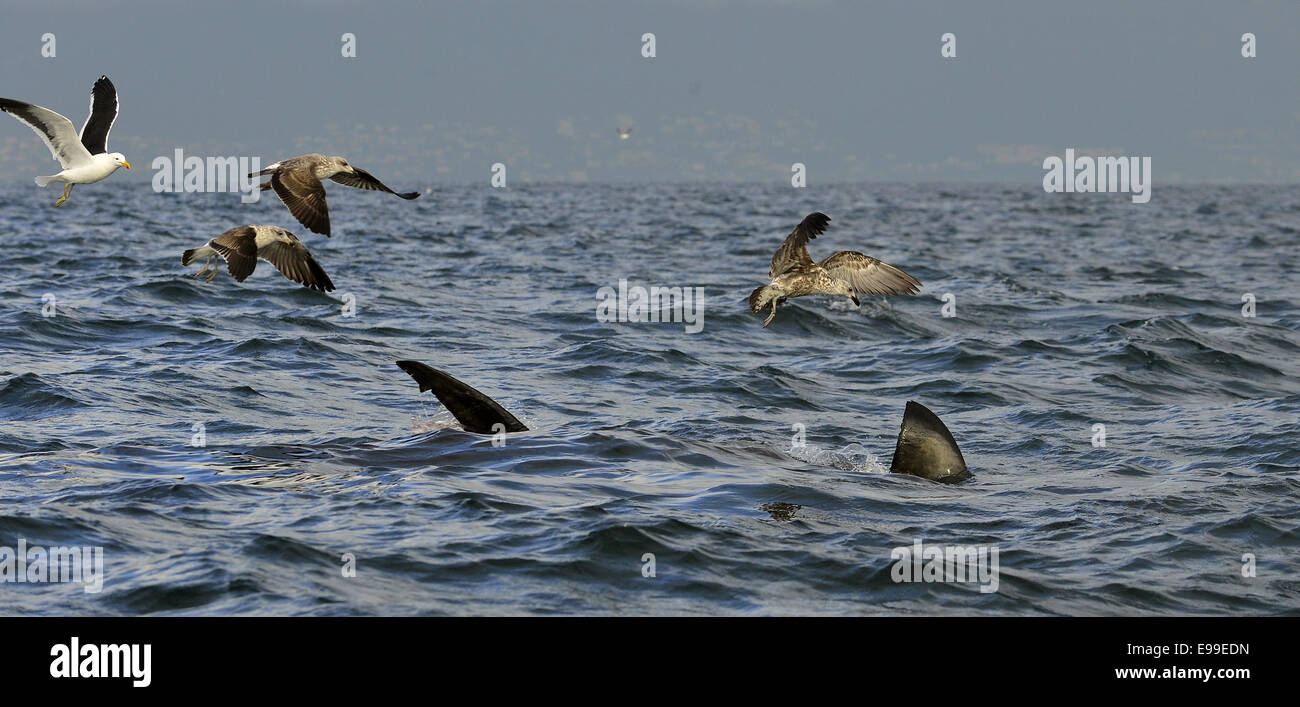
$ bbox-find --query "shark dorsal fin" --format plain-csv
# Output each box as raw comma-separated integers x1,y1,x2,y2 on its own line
396,360,528,434
889,401,969,483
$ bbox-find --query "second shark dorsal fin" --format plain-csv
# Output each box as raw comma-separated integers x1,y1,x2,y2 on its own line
889,400,970,483
396,360,528,434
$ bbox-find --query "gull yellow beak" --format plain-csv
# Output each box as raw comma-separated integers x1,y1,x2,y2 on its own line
122,161,132,170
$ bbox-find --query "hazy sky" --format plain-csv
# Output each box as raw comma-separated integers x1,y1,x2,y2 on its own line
1,0,1297,184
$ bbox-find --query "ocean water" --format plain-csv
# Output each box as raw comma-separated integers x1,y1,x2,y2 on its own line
0,181,1297,616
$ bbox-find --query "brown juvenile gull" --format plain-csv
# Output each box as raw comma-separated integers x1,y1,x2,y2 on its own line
748,212,921,327
0,75,131,207
181,225,335,292
249,154,419,237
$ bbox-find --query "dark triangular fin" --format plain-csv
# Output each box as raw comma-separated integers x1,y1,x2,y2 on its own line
889,401,970,483
395,360,528,434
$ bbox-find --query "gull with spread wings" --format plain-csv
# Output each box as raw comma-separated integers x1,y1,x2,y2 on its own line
0,75,131,207
182,225,335,292
748,212,921,327
249,154,419,237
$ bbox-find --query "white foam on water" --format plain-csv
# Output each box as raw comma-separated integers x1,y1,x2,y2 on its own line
786,442,889,474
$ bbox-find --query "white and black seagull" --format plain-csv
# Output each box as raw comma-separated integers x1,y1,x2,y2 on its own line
182,225,335,292
0,75,131,207
748,212,922,327
250,154,419,237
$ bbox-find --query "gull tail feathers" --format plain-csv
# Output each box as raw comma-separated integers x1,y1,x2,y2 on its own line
748,285,776,314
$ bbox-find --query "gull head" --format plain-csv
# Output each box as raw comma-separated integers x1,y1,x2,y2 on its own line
332,156,356,174
108,152,131,170
830,280,859,306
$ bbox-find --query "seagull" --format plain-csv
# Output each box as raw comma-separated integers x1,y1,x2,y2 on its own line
182,225,335,292
249,154,419,237
0,75,131,207
748,212,921,327
617,127,632,140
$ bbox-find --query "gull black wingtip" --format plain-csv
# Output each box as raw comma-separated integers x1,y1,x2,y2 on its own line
800,211,831,234
396,360,528,434
889,400,970,483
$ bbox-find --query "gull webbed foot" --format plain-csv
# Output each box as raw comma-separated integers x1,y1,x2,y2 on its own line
195,257,215,280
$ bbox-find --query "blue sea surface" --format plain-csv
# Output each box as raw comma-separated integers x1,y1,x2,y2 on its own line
0,181,1297,615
